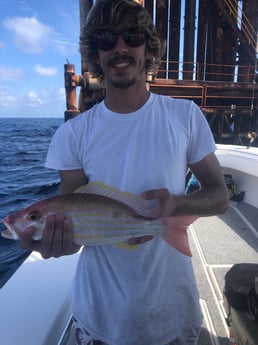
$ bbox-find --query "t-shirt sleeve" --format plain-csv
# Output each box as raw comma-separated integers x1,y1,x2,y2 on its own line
187,101,217,165
45,121,82,170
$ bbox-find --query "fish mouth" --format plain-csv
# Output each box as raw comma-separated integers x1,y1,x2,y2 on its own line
1,229,14,240
2,218,19,240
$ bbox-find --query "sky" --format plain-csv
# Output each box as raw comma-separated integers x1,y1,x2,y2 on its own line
0,0,81,118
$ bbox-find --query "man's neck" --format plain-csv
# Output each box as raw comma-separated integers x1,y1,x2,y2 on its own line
104,85,150,114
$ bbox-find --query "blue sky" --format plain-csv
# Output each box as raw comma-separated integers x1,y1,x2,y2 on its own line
0,0,81,118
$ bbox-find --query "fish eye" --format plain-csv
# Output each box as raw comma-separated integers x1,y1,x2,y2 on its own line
27,210,40,221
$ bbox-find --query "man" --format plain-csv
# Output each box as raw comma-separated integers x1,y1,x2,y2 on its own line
20,1,229,344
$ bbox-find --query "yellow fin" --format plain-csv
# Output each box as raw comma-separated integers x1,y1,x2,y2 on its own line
115,242,139,250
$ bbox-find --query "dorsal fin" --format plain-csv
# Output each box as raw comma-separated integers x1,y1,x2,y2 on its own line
74,181,160,219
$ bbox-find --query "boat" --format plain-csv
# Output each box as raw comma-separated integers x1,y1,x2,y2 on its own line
216,144,258,209
0,249,80,345
0,144,257,345
195,144,258,345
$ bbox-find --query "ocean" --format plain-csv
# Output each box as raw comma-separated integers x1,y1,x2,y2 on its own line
0,117,63,288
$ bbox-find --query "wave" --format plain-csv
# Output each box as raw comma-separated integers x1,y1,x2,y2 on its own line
0,182,60,217
33,182,60,195
0,117,63,287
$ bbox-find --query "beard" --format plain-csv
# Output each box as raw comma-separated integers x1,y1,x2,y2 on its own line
108,75,137,88
105,56,146,89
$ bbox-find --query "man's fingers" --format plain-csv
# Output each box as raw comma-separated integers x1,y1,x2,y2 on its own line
19,213,80,258
19,226,38,251
128,236,153,245
141,188,170,200
63,218,73,243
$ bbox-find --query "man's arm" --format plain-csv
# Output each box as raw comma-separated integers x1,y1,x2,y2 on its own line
129,152,229,245
20,169,88,258
59,169,88,194
186,152,229,215
143,152,229,217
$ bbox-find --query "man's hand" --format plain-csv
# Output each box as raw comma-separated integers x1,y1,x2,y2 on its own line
20,213,81,259
141,188,175,217
127,236,154,245
127,188,175,246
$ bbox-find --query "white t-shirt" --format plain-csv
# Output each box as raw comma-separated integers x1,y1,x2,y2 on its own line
45,93,216,345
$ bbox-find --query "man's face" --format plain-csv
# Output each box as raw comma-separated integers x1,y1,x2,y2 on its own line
96,24,148,89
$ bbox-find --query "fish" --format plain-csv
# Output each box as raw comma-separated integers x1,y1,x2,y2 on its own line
2,181,198,256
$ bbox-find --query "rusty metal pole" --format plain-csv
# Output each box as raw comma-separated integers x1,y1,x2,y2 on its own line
64,63,81,121
79,0,107,112
63,1,93,120
79,0,93,75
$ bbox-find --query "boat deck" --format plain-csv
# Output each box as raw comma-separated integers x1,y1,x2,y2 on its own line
191,200,258,345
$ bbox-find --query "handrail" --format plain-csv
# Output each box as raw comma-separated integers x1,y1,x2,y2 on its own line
158,60,257,83
223,0,257,54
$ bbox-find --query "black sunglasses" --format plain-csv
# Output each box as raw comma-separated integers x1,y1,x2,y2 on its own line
92,27,146,51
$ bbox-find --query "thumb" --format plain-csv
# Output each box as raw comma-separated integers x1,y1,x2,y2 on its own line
141,188,170,200
19,226,37,250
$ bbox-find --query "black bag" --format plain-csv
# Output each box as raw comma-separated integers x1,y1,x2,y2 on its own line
248,277,258,320
224,174,245,201
224,263,258,320
224,174,237,200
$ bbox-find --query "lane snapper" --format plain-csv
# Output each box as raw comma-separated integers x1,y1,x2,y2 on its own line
2,182,198,256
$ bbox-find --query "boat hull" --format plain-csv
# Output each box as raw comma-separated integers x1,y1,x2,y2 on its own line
216,144,258,208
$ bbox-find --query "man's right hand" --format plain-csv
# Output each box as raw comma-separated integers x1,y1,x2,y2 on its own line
20,213,81,259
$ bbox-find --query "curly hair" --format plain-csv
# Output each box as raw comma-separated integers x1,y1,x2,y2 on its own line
80,0,163,80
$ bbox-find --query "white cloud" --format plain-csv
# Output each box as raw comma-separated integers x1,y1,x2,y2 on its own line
0,86,67,117
53,38,79,56
27,90,42,107
0,88,19,108
3,16,52,53
34,64,58,76
0,66,25,81
0,41,5,48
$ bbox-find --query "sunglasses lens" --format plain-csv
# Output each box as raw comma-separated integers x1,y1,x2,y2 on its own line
93,27,145,51
123,28,145,47
93,31,117,51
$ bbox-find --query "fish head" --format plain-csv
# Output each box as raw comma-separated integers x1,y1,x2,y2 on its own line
2,200,53,241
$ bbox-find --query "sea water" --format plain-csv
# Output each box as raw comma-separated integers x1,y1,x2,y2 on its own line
0,117,63,287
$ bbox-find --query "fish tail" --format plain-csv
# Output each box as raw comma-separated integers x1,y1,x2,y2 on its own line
161,215,198,257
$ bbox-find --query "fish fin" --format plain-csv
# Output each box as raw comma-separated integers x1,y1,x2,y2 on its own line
161,215,198,257
1,229,15,240
115,242,139,250
75,181,160,219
